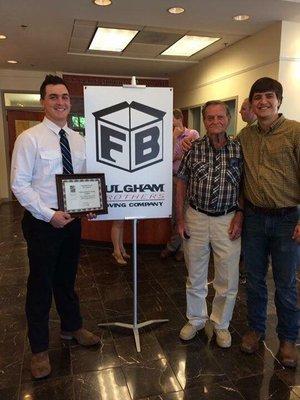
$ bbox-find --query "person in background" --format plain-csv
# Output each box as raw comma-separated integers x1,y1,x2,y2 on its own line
239,77,300,368
11,75,100,380
111,220,130,265
160,108,199,262
239,98,257,126
177,100,243,348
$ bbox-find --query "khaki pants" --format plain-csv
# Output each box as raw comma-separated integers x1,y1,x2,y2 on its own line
183,206,240,329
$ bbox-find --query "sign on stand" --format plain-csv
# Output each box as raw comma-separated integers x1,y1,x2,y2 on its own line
84,86,173,220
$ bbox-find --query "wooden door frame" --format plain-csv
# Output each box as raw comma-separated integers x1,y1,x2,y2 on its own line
1,90,42,195
1,91,44,200
6,109,44,161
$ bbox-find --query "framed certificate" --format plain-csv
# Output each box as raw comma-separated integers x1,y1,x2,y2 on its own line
56,173,108,217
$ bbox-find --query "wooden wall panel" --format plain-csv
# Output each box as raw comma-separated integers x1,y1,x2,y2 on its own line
63,74,170,97
81,218,171,245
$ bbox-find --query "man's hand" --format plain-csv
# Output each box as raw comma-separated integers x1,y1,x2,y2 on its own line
292,223,300,244
176,179,188,240
228,211,243,241
178,219,190,240
50,211,73,228
181,137,193,153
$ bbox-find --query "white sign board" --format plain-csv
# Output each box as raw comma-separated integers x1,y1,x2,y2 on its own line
84,86,173,220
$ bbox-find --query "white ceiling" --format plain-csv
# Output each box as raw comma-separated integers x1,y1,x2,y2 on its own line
1,0,300,77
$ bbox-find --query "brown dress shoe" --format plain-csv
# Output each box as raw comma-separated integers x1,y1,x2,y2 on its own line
30,351,51,379
278,341,298,368
241,330,264,353
61,328,101,346
160,248,174,259
175,250,184,262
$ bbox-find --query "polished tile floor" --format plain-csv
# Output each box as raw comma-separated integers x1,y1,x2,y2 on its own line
0,201,299,400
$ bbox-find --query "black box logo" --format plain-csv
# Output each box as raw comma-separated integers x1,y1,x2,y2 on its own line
93,101,166,172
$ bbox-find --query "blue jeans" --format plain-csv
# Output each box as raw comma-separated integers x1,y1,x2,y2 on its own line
243,205,299,342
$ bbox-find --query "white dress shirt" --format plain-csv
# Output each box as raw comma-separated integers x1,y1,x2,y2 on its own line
11,117,86,222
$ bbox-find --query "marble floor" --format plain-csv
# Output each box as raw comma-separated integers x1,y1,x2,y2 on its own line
0,201,299,400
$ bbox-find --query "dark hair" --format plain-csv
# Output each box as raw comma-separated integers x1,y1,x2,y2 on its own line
202,100,231,119
40,75,69,99
173,108,183,120
249,77,283,103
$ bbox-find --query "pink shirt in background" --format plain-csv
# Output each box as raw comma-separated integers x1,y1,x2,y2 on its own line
173,128,199,175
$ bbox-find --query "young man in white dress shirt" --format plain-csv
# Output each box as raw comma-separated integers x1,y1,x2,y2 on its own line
11,75,100,379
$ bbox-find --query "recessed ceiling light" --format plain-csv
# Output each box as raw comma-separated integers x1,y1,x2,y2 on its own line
93,0,112,5
89,27,138,52
0,34,7,40
162,35,220,57
168,7,185,14
7,60,18,64
233,14,250,21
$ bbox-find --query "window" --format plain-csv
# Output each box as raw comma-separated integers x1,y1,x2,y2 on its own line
70,114,85,136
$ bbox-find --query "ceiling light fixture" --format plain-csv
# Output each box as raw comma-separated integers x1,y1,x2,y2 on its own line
233,14,250,21
162,35,220,57
167,7,185,14
89,27,138,52
0,34,7,39
93,0,112,5
7,60,18,64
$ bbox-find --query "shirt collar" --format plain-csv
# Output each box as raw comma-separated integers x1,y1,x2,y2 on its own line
247,119,257,127
43,117,69,136
256,114,285,134
205,132,232,149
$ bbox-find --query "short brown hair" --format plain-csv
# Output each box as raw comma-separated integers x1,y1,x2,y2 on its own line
249,77,283,103
40,74,69,99
202,100,231,119
173,108,183,120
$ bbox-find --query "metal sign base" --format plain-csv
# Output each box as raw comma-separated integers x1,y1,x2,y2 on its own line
98,218,168,352
98,319,168,353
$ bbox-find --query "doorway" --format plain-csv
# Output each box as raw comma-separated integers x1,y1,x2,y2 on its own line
7,110,44,160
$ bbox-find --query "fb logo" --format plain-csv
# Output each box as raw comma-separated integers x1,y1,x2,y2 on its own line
93,101,165,172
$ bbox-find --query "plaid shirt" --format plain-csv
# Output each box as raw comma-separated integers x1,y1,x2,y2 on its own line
238,114,300,208
177,135,243,213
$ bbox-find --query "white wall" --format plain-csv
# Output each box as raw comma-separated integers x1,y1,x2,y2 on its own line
170,22,282,134
278,21,300,119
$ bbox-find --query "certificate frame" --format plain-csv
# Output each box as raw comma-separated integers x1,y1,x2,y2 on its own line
56,173,108,217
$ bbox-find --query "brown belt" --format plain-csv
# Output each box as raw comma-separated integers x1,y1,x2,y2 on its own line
246,201,297,216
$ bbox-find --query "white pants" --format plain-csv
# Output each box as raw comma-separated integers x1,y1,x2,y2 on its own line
183,206,240,329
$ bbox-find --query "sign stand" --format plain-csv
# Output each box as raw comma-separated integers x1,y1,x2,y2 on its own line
99,219,168,352
98,77,169,352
